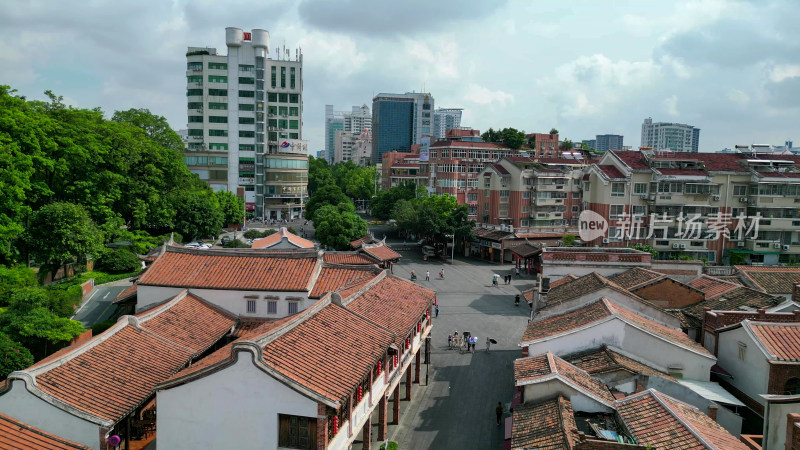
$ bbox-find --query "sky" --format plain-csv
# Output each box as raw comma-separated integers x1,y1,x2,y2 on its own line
1,0,798,153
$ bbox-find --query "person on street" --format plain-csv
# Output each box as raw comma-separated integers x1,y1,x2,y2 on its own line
435,305,440,317
515,294,520,306
496,402,503,425
486,337,491,352
439,268,444,279
448,334,452,348
515,267,520,277
426,271,430,281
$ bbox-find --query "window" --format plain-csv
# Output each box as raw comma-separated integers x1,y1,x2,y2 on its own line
187,62,203,71
239,131,255,138
267,301,277,314
289,107,299,116
289,133,299,139
209,102,227,110
208,62,227,70
288,302,298,314
187,75,202,83
239,77,254,84
239,103,254,111
279,93,289,102
209,129,228,137
610,205,624,219
209,143,228,151
207,75,227,83
522,191,530,199
500,190,509,198
634,183,648,194
484,189,490,197
279,119,288,129
208,116,227,123
239,117,255,124
186,89,203,96
188,116,203,123
611,182,625,197
281,67,286,88
271,66,277,87
239,64,254,72
289,120,299,130
290,67,296,89
738,342,747,360
246,300,256,313
733,185,748,196
188,102,203,109
632,205,646,216
785,378,800,395
278,414,317,449
208,88,227,96
239,90,255,98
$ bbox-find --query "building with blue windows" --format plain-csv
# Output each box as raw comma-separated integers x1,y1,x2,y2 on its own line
371,92,434,164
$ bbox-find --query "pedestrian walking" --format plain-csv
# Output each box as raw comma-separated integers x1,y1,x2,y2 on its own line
471,337,476,354
515,294,520,306
496,402,503,425
448,334,452,348
426,271,430,281
439,268,444,279
515,267,520,277
486,337,491,352
389,261,393,273
435,305,440,318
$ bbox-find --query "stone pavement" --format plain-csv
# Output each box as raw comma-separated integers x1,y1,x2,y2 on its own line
383,250,534,449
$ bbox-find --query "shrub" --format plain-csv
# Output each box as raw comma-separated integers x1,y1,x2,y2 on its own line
0,331,34,378
561,234,576,246
379,442,398,450
96,249,141,274
222,240,251,248
242,229,277,240
91,319,117,335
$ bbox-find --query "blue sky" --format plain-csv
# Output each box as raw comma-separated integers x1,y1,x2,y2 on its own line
1,0,798,152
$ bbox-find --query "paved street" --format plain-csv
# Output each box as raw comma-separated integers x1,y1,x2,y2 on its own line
71,280,130,327
387,250,534,449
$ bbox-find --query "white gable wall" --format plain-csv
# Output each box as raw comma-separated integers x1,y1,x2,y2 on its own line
522,378,613,413
716,326,770,407
157,350,318,450
525,318,714,381
0,380,102,449
537,289,680,328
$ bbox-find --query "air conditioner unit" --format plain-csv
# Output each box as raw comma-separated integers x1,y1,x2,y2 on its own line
737,241,745,247
739,197,748,202
640,194,648,200
672,243,680,249
712,195,720,201
783,245,791,251
774,243,782,249
602,238,611,244
680,244,687,249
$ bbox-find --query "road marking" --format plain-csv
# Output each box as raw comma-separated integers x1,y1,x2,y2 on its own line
103,292,110,300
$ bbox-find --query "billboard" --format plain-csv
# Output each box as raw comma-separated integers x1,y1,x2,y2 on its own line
277,139,309,155
419,137,430,162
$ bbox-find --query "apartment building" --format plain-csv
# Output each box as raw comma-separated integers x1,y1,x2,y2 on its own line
595,134,624,152
185,27,307,220
584,150,800,264
432,107,463,140
476,157,585,229
525,132,560,158
641,118,700,152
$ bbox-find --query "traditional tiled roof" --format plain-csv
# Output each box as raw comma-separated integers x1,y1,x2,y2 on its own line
515,353,616,406
136,292,237,354
138,246,319,291
251,227,314,249
549,274,578,289
114,280,138,303
612,151,651,170
597,165,626,179
616,389,748,449
746,321,800,361
309,266,380,298
511,396,578,450
350,234,380,248
0,412,90,449
259,301,395,405
361,243,402,262
687,275,740,298
608,268,666,290
322,252,376,265
681,286,780,321
541,272,657,312
735,265,800,295
13,290,240,425
471,227,515,241
563,346,674,380
489,163,510,175
510,242,541,258
656,168,708,176
522,298,713,357
344,275,434,345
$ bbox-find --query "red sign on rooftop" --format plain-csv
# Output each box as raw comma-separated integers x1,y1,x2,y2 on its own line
243,32,252,41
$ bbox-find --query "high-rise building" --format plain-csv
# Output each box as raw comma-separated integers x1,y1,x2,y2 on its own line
344,104,371,134
432,108,463,140
372,92,434,164
324,105,344,163
640,118,700,152
582,139,597,150
595,134,624,152
326,104,371,163
185,27,307,220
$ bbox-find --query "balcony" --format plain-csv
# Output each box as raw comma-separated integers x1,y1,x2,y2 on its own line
749,195,800,208
534,197,566,206
187,82,204,89
533,183,567,192
757,217,800,231
743,239,782,252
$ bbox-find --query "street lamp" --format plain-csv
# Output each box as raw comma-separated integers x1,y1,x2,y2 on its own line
445,234,455,264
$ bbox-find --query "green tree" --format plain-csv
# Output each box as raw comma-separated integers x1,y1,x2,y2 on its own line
0,265,37,306
314,204,368,250
0,332,34,378
215,190,245,226
631,244,658,257
173,189,223,240
370,181,417,220
499,128,526,150
96,248,140,274
111,108,184,153
549,128,559,135
305,185,351,222
308,156,335,195
560,139,574,151
345,166,377,200
562,234,576,246
481,128,500,143
24,202,103,274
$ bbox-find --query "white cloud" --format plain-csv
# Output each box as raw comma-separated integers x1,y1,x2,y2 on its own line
463,84,513,106
662,95,680,117
769,65,800,83
296,33,367,78
727,89,750,105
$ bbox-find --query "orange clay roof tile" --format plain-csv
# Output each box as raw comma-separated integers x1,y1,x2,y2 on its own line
0,412,90,449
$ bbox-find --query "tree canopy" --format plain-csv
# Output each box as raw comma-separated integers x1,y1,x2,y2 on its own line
314,203,368,251
481,127,526,149
24,202,103,271
304,185,351,222
392,193,474,246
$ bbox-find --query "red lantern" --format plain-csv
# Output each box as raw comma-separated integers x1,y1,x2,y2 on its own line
426,309,430,320
377,361,382,375
405,337,410,349
417,322,421,332
393,354,398,367
434,296,437,307
333,416,339,433
357,386,363,402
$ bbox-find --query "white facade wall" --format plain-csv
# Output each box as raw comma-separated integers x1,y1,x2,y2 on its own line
525,318,715,381
136,285,314,318
0,380,103,449
764,398,800,450
536,288,681,328
522,379,612,413
716,326,770,406
157,350,318,450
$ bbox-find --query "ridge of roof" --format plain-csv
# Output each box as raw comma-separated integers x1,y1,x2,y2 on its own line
743,320,800,362
514,352,616,408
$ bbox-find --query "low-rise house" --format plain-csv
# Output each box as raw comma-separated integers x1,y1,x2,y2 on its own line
251,227,315,249
736,265,800,301
520,298,716,381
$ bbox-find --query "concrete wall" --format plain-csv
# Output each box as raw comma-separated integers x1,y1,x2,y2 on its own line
717,326,769,407
764,399,800,450
0,380,102,449
137,285,314,318
536,288,681,328
644,376,743,437
526,318,714,381
157,349,318,450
